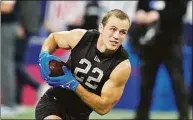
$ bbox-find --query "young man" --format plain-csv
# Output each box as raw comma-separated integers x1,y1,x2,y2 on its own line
36,9,131,120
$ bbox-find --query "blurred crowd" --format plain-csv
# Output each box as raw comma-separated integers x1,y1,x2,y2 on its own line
1,1,192,119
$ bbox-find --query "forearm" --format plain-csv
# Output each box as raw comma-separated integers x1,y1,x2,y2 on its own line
75,85,110,115
41,33,59,54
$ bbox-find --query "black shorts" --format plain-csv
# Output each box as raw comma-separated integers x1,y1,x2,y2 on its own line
35,88,91,120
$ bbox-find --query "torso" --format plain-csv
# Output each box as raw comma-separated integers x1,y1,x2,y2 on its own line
69,29,128,95
49,29,128,115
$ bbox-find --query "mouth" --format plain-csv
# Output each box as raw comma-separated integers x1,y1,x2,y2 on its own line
110,41,119,46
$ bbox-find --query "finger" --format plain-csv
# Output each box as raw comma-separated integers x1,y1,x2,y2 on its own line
47,78,66,86
38,64,45,79
39,52,51,80
42,57,51,75
39,63,48,80
38,61,46,78
62,66,71,75
39,53,51,76
40,57,51,80
39,56,47,80
48,75,64,81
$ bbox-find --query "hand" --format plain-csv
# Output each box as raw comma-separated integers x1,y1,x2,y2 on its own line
135,10,159,25
16,25,25,39
46,66,80,91
135,10,148,25
39,51,62,80
146,11,160,24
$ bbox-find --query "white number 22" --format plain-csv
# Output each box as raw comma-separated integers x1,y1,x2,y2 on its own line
74,58,103,90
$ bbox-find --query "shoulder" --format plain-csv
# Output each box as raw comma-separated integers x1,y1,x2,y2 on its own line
110,60,131,85
53,28,87,40
69,28,87,40
54,29,87,49
70,29,99,49
112,60,131,76
69,29,99,41
70,29,98,36
70,28,87,34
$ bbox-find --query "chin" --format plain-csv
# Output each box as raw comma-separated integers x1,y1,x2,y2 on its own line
107,45,118,51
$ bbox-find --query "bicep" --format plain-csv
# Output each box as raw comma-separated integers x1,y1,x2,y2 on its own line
101,79,125,107
101,60,131,108
52,29,87,49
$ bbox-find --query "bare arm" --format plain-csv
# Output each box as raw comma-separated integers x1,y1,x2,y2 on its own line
1,1,16,14
41,29,87,54
76,60,131,115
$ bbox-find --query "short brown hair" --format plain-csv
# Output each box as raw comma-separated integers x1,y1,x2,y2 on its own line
101,9,131,26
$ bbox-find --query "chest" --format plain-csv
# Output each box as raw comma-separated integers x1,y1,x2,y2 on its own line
70,46,115,91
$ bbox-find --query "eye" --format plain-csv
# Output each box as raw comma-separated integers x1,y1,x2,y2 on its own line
120,31,126,35
110,28,116,31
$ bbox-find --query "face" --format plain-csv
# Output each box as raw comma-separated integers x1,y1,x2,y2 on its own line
99,16,130,51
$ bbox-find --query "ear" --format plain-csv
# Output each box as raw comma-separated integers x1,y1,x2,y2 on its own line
98,23,103,33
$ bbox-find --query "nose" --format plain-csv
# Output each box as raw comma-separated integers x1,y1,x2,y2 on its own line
113,31,119,40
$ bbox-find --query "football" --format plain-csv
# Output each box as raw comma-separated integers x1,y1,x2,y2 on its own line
49,60,66,77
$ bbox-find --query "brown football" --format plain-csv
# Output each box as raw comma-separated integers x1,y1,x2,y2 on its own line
49,60,66,77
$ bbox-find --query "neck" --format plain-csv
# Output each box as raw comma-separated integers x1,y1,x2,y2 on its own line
96,35,116,55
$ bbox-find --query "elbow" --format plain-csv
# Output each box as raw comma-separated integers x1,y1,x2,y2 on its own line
97,100,118,115
48,33,57,45
98,109,110,116
49,33,55,40
96,106,111,116
97,100,119,115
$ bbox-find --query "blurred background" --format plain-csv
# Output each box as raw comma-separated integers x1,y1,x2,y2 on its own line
1,1,192,119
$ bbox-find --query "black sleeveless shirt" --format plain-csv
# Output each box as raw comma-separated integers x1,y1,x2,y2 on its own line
69,29,128,95
50,29,128,116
